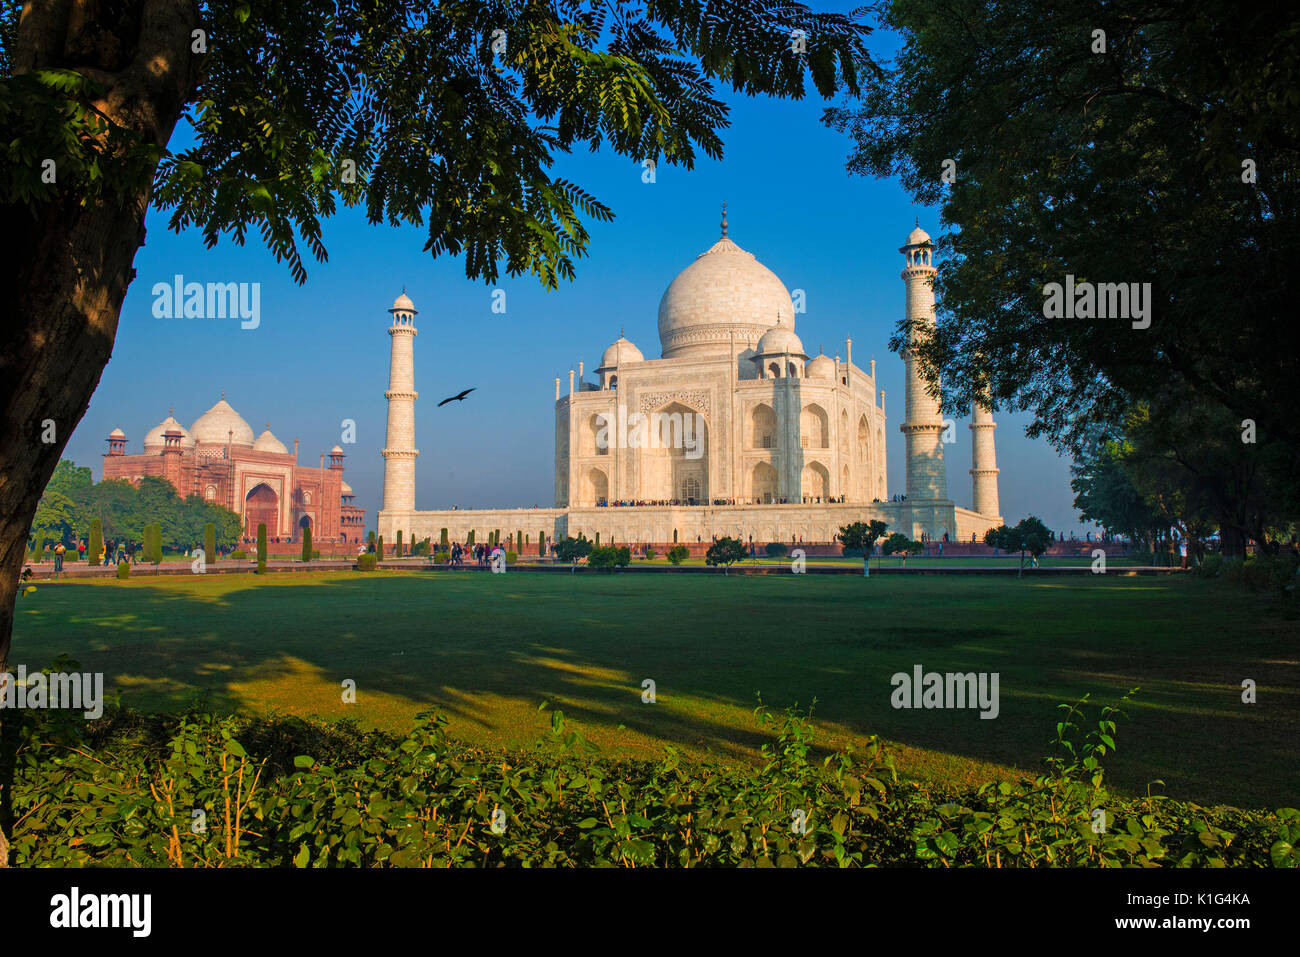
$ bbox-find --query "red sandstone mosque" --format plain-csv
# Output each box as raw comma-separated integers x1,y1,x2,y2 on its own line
102,394,366,543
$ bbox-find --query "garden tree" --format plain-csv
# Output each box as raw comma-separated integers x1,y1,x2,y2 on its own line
705,536,747,572
881,532,922,566
0,0,873,748
839,519,889,576
987,517,1051,576
301,526,312,563
377,535,385,561
554,534,593,572
88,518,102,567
203,522,216,563
256,523,267,573
1124,396,1296,559
764,541,787,557
395,530,403,558
587,544,631,572
826,1,1300,496
1072,441,1161,551
29,459,92,546
666,545,689,565
32,460,242,552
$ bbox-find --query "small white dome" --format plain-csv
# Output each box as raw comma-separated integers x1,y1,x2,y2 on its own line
755,322,805,356
806,353,835,378
191,398,255,446
143,414,195,450
330,444,344,454
340,480,354,496
390,292,417,313
108,427,126,439
598,335,644,370
252,428,289,455
905,224,931,246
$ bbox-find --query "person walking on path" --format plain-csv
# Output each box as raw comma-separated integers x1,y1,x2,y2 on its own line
53,542,65,575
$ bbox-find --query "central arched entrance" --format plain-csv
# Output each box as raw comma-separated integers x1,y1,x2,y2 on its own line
244,483,278,538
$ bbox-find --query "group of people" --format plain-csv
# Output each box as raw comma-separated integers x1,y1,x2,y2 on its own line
444,542,502,566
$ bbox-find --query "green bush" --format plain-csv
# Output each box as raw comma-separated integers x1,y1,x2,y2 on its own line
312,550,320,559
356,554,378,571
116,560,130,580
587,545,630,572
396,530,404,557
377,535,385,561
1195,552,1226,578
204,523,216,566
2,692,1291,869
705,537,747,569
765,542,788,558
301,527,313,563
505,550,518,565
230,550,247,564
433,550,450,564
257,523,268,574
643,547,657,561
88,519,103,567
667,545,689,565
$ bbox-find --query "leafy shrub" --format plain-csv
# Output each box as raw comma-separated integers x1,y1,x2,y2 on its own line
257,523,267,573
643,547,657,561
765,541,788,558
301,527,313,563
587,545,630,572
433,551,450,564
2,691,1291,869
231,550,247,562
312,550,320,559
705,537,746,569
116,560,130,580
1195,552,1226,578
505,551,518,565
356,554,378,571
1224,553,1300,596
666,545,689,565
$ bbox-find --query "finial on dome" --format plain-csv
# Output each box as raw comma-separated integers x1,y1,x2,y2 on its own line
915,216,919,228
220,389,225,399
169,406,173,416
721,201,728,237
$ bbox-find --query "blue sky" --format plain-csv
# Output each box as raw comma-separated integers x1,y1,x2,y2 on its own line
64,26,1090,535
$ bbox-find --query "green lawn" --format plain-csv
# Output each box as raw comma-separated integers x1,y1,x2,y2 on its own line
11,571,1297,808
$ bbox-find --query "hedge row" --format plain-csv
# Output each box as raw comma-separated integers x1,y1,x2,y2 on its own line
2,682,1294,868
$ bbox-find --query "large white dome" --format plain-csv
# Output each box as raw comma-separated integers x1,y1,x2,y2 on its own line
191,397,255,446
657,229,796,360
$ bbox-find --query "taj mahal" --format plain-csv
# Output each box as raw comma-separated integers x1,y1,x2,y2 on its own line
377,212,1004,548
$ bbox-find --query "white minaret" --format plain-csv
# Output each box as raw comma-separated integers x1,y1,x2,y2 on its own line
969,396,1001,518
381,291,419,517
899,223,948,502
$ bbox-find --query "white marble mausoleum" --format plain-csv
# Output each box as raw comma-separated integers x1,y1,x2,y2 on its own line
377,212,1003,548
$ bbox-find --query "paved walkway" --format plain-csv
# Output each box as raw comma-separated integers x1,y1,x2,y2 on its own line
24,558,1185,580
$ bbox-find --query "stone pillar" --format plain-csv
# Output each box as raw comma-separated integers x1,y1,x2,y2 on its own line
970,400,1001,518
381,294,419,517
898,227,948,503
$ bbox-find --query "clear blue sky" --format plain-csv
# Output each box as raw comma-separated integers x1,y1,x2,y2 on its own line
64,24,1090,536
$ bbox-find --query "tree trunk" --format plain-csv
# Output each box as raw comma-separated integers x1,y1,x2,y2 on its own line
0,0,201,866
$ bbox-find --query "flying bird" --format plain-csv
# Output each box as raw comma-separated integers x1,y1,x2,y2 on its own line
438,388,476,407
